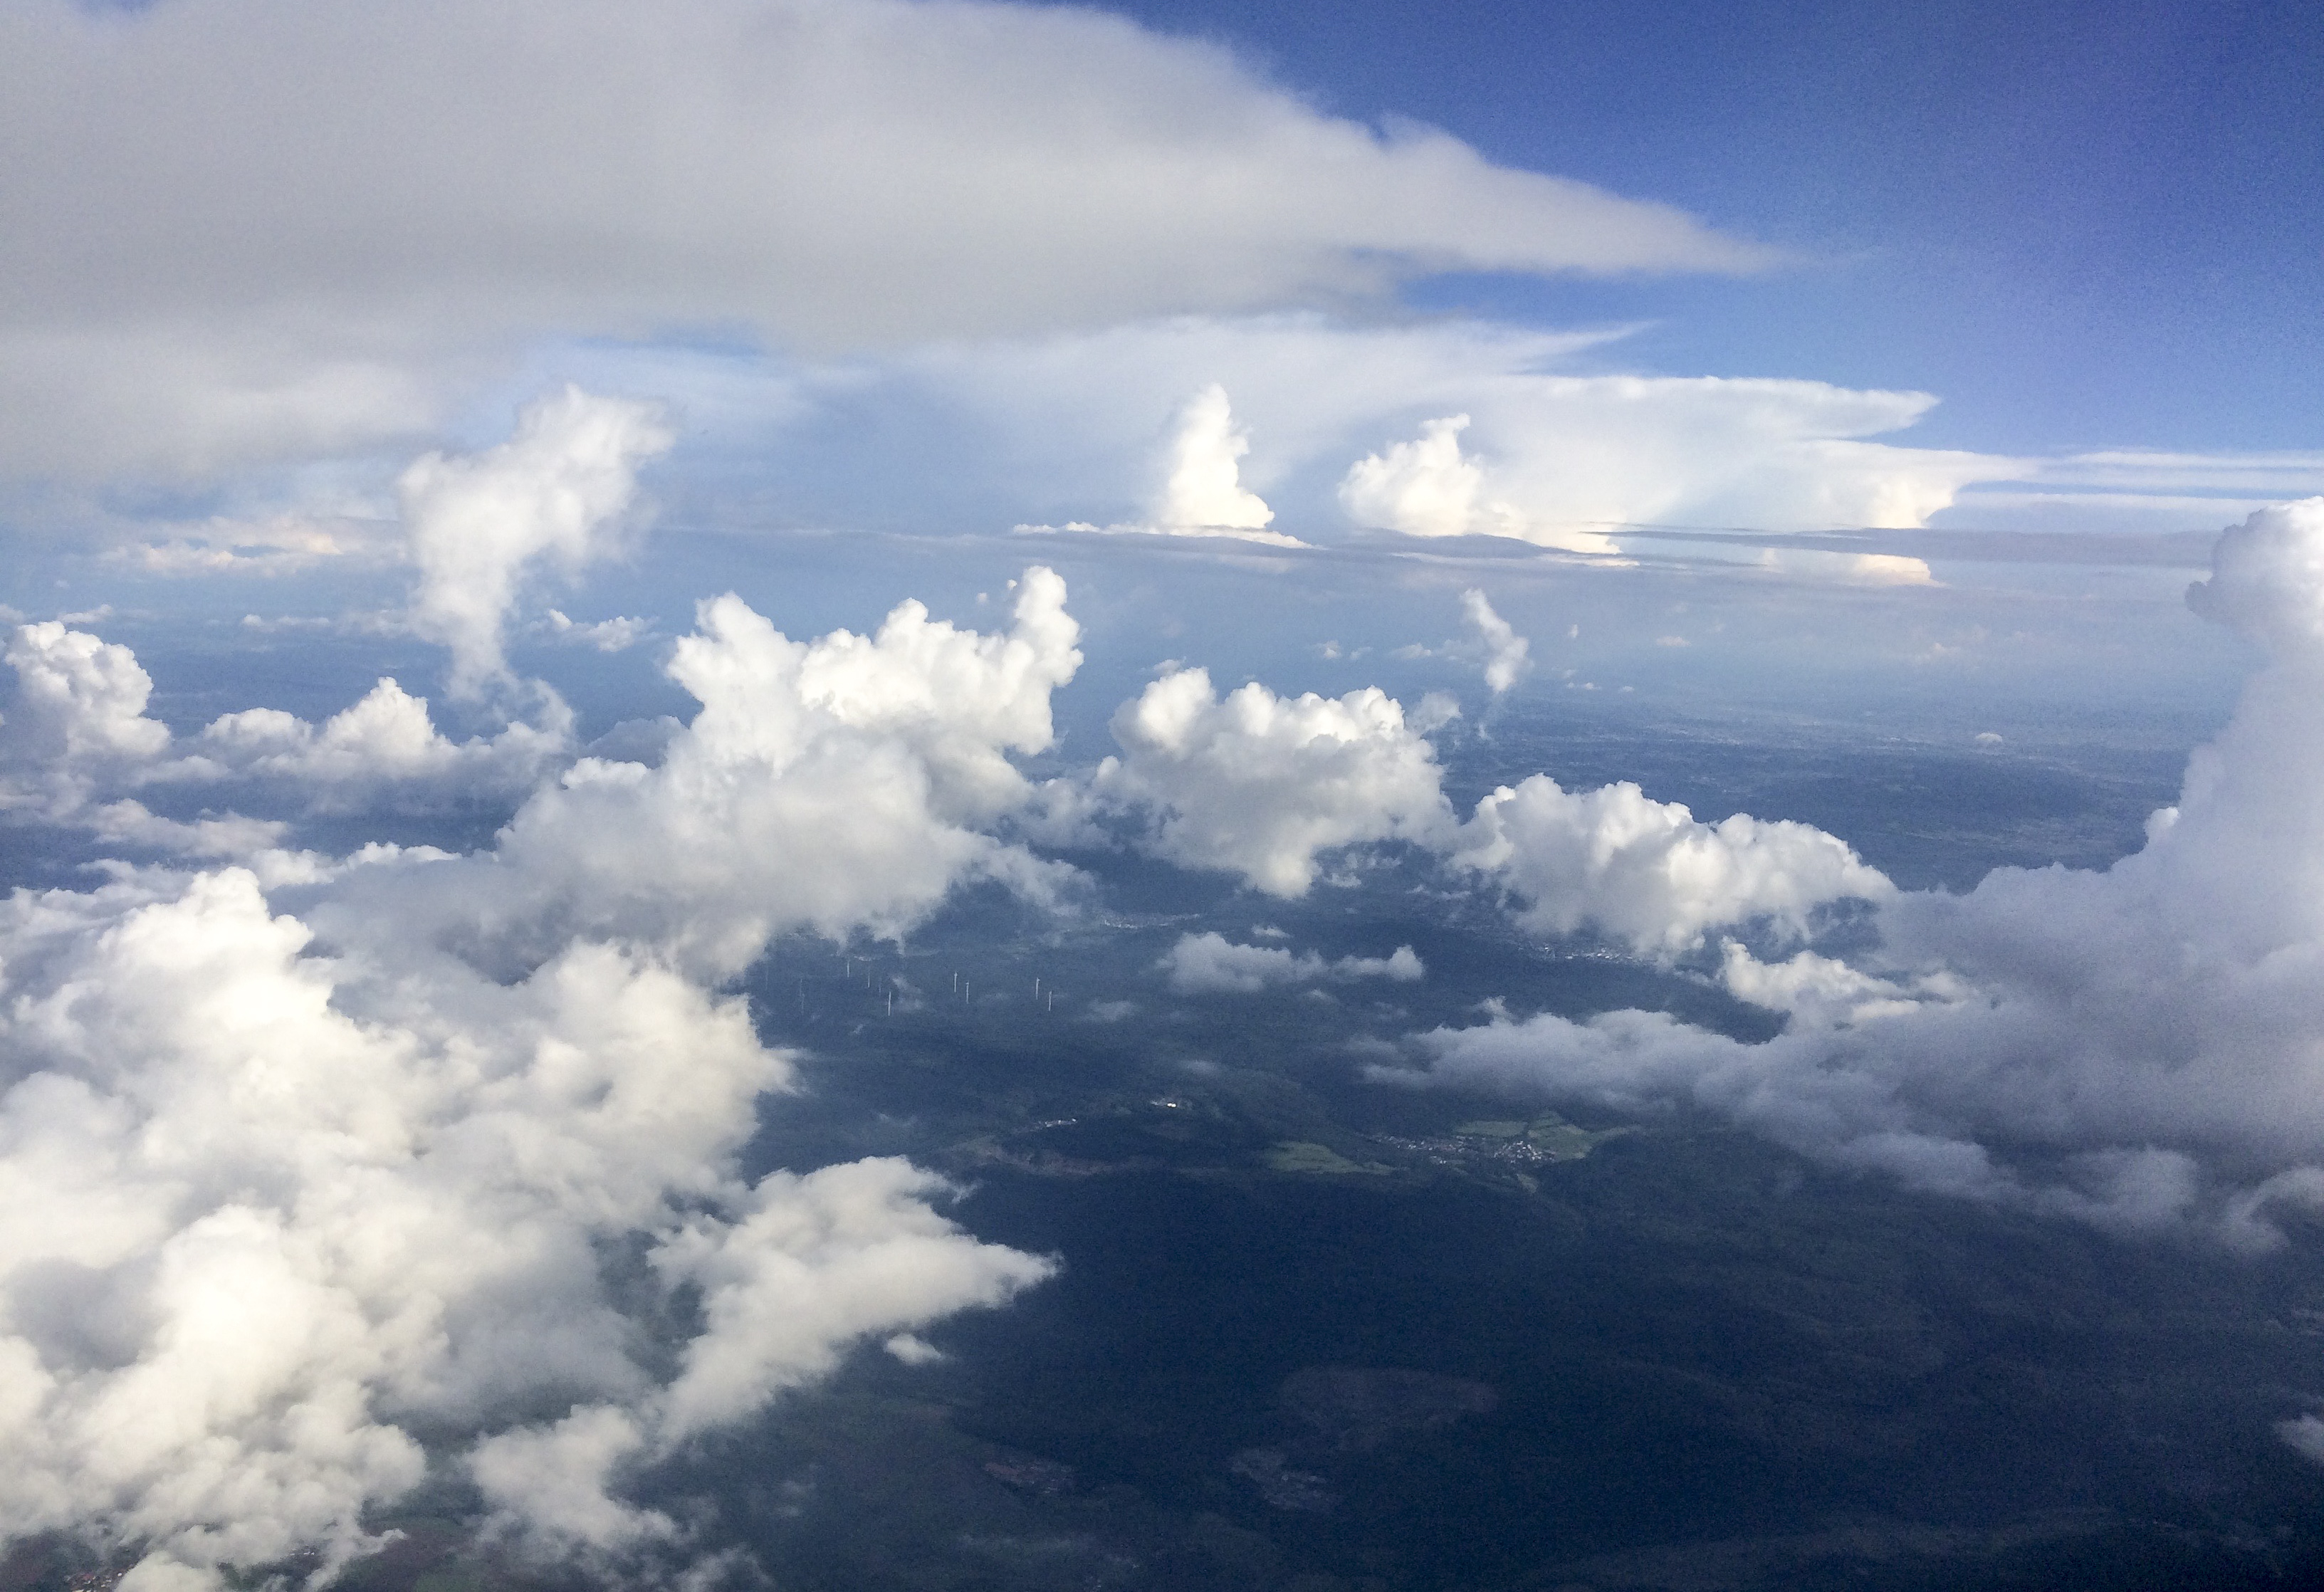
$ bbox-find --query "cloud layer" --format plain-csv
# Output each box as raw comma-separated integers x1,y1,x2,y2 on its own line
0,0,1766,481
1388,500,2324,1246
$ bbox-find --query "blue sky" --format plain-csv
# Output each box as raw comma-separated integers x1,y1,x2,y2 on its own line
1089,0,2321,455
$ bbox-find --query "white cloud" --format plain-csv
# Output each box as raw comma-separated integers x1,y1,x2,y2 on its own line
1156,384,1277,533
544,610,651,652
1085,666,1455,896
1756,546,1935,585
103,513,381,577
434,565,1085,976
469,1406,671,1554
1936,451,2324,535
874,323,2028,546
651,1158,1050,1440
1017,381,1310,548
1017,383,1306,547
1341,378,2019,543
2037,450,2324,498
0,634,578,840
1451,775,1893,957
0,874,809,1579
882,1332,946,1366
84,800,291,862
1716,941,1944,1028
1387,499,2324,1247
0,318,445,483
194,679,572,806
402,387,671,696
1159,931,1423,993
0,561,1093,1586
1409,691,1463,733
0,622,176,817
9,303,2068,566
1459,589,1532,694
1341,414,1495,538
0,0,1768,483
4,397,674,823
892,317,1623,515
7,509,1082,958
1064,640,1886,955
2,622,172,767
1339,413,1621,552
2185,493,2324,656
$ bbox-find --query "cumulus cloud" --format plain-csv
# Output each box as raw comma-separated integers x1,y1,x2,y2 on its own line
1336,379,2017,545
1085,667,1454,896
192,679,572,806
0,0,1768,482
1018,384,1305,546
1063,642,1885,952
1459,589,1532,694
916,324,2026,550
0,629,575,834
402,387,671,696
0,874,1049,1584
1340,413,1617,553
1386,499,2324,1247
1715,941,1947,1028
0,563,1092,1586
409,566,1084,977
1156,384,1278,533
1,624,173,766
1452,775,1893,958
1159,931,1423,994
1341,415,1497,538
3,397,675,824
0,622,175,817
